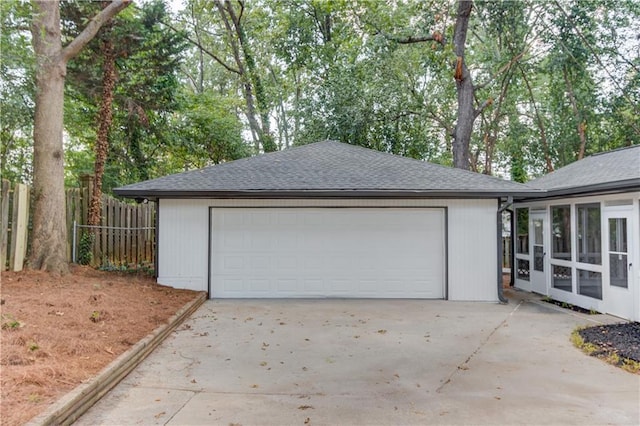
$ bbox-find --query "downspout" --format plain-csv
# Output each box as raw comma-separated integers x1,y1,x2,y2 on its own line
509,205,515,288
497,196,513,304
154,199,159,279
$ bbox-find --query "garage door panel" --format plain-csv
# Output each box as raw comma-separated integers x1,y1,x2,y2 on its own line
304,279,323,292
211,208,445,298
248,279,269,292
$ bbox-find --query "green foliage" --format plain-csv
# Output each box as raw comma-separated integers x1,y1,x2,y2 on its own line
0,0,34,183
172,91,249,168
90,310,102,323
98,260,155,276
77,232,94,265
4,0,636,188
64,0,189,190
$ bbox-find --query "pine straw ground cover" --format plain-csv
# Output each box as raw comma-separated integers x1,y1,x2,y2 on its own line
1,266,200,426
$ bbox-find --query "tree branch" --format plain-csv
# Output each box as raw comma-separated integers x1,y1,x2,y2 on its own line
474,50,525,90
551,0,640,118
159,17,241,74
381,31,445,46
474,98,493,119
362,16,446,46
61,0,131,63
236,0,244,23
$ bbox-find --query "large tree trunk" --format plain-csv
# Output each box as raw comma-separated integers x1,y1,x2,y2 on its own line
29,0,130,273
30,1,68,273
452,0,474,170
88,36,116,227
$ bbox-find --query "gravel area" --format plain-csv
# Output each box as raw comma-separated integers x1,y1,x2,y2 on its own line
578,322,640,362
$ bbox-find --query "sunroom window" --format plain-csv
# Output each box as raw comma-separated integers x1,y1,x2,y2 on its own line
517,259,530,281
551,205,571,261
577,269,602,300
576,203,601,265
516,209,529,255
552,265,572,292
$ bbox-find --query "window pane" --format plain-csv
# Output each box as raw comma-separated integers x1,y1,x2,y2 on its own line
533,219,543,245
516,209,529,254
534,246,544,272
551,206,571,261
577,269,602,300
609,254,628,288
577,203,601,264
552,265,572,292
517,259,530,281
608,218,627,253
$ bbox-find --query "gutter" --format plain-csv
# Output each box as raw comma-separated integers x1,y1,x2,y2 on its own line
114,188,544,200
519,178,640,201
497,196,513,304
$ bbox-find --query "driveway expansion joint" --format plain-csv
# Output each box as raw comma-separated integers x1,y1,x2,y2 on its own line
436,299,524,393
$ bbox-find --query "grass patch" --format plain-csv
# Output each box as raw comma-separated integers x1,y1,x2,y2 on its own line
1,314,23,330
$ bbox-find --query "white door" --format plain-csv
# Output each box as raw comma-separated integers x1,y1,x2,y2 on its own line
530,212,547,294
604,211,634,319
210,208,446,298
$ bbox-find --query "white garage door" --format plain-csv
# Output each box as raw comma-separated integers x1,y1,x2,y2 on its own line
210,208,446,298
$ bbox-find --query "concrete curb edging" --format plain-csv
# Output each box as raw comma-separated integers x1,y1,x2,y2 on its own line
26,292,207,426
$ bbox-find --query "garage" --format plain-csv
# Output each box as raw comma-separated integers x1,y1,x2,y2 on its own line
210,207,446,298
115,141,540,302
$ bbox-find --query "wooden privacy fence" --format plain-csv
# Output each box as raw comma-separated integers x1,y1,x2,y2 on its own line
502,236,512,271
69,196,156,268
1,180,30,271
1,178,156,271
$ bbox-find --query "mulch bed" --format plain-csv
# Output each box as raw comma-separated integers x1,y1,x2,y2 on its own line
578,322,640,363
543,298,594,314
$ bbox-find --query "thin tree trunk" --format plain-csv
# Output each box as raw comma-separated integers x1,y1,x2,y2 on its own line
88,36,116,227
222,0,276,152
214,0,263,152
226,1,271,147
269,66,289,149
482,72,512,175
189,1,204,94
520,66,553,172
452,0,475,170
563,67,587,160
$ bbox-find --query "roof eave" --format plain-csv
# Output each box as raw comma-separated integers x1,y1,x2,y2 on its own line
517,178,640,202
114,188,544,201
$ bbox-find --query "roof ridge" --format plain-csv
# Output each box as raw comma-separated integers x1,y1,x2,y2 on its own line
322,140,539,187
115,139,542,197
590,144,640,157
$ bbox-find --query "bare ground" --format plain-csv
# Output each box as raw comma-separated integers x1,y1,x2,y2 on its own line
0,265,200,426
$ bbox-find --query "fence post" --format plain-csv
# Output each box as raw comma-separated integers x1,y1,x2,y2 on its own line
9,183,29,271
72,220,77,263
1,179,10,270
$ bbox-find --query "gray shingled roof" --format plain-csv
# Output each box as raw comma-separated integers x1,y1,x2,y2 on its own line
114,140,541,199
527,145,640,197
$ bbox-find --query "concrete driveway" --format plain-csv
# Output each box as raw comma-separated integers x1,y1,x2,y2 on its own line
76,290,639,425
